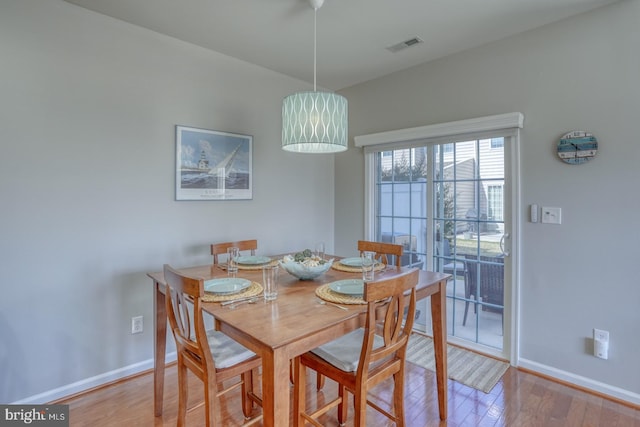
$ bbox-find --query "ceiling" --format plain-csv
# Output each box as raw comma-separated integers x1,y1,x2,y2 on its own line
64,0,617,91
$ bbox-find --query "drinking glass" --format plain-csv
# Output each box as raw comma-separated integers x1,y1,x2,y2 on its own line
315,242,325,260
361,251,375,281
262,264,279,301
227,247,239,274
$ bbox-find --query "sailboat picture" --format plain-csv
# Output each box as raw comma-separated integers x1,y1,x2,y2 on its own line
175,125,253,200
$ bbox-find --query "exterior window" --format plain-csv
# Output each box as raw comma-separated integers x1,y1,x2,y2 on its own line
491,138,504,149
488,185,504,221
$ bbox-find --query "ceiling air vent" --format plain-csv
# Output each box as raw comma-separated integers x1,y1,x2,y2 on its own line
386,36,424,53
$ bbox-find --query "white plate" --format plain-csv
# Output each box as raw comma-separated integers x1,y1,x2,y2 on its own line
339,257,364,267
204,278,251,295
329,279,364,296
235,255,271,265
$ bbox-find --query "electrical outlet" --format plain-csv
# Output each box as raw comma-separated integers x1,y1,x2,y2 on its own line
593,328,609,359
131,316,143,334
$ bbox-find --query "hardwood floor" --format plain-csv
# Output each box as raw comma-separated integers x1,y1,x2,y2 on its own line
59,361,640,426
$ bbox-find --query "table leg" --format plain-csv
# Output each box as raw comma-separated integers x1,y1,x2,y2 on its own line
261,350,290,427
431,279,448,420
153,281,167,417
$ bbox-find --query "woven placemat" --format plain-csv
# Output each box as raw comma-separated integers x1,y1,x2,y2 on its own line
202,281,263,303
331,261,386,273
236,259,279,271
315,283,366,305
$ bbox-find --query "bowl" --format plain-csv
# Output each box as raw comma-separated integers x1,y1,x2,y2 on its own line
279,257,334,280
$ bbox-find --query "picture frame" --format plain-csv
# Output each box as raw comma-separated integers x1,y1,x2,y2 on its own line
175,125,253,200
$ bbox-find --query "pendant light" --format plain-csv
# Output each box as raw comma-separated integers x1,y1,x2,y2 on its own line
282,0,348,153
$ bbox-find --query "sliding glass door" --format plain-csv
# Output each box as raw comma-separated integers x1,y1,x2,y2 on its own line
370,136,512,355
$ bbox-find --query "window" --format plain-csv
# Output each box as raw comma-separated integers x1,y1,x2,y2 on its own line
488,185,504,221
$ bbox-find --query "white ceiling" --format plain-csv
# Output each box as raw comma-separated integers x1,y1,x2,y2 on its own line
64,0,617,91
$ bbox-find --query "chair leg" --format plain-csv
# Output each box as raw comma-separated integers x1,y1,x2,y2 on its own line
393,370,405,427
463,300,469,326
240,371,253,418
177,360,188,427
316,372,325,390
204,371,218,427
352,385,367,427
292,357,306,427
338,385,348,426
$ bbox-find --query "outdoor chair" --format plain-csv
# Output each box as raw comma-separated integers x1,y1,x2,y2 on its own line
463,255,504,331
439,238,466,278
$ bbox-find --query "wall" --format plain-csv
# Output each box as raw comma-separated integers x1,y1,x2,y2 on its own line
0,0,335,403
336,0,640,404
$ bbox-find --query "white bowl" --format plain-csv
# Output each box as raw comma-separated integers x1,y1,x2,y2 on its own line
279,258,334,280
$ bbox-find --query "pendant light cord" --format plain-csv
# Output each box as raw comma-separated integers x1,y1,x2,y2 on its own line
313,7,317,92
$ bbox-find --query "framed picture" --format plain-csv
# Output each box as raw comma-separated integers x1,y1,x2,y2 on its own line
175,125,253,200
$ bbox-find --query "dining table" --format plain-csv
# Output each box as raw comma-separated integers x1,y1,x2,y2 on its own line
147,255,450,426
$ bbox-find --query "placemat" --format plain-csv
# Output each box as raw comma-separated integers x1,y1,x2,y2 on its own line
202,281,263,302
315,283,366,305
236,259,279,270
331,261,386,273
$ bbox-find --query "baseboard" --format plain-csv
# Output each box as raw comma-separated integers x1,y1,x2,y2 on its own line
518,358,640,407
12,352,178,405
14,352,639,408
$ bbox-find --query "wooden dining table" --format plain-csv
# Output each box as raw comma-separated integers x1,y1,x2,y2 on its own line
147,257,450,426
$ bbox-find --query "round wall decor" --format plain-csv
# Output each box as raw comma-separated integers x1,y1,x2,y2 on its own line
556,131,598,165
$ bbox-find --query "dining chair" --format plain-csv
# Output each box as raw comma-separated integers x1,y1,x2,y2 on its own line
163,264,262,426
210,239,258,265
314,239,405,392
357,240,403,267
293,268,419,427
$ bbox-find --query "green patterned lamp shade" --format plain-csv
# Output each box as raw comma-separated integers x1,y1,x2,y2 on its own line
282,91,348,153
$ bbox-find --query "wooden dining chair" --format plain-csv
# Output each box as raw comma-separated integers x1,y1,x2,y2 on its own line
163,264,263,426
358,240,403,267
314,239,405,392
293,268,419,427
210,239,258,265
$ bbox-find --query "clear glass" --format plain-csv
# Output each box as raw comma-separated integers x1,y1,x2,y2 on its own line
262,265,279,301
314,242,325,260
227,247,239,274
361,251,375,281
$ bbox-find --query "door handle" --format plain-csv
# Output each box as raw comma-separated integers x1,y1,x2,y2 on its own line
500,233,511,257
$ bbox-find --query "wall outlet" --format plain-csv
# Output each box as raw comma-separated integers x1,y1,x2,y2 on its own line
131,316,143,334
593,328,609,359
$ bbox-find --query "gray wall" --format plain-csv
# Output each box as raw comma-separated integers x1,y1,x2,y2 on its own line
0,0,334,403
336,0,640,402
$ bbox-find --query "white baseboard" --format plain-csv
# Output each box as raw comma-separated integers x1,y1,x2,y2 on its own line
12,352,177,405
14,353,639,408
518,358,640,406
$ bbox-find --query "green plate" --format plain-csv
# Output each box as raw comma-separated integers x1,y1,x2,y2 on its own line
329,279,364,296
339,257,364,267
204,278,251,295
235,255,271,265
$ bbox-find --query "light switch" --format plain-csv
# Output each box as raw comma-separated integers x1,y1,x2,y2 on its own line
541,207,561,224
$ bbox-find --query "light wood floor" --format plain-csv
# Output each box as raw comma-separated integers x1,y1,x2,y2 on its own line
59,361,640,426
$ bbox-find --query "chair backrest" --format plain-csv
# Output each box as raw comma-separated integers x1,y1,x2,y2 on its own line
360,268,419,379
357,240,403,267
464,255,504,306
210,239,258,264
163,264,215,374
